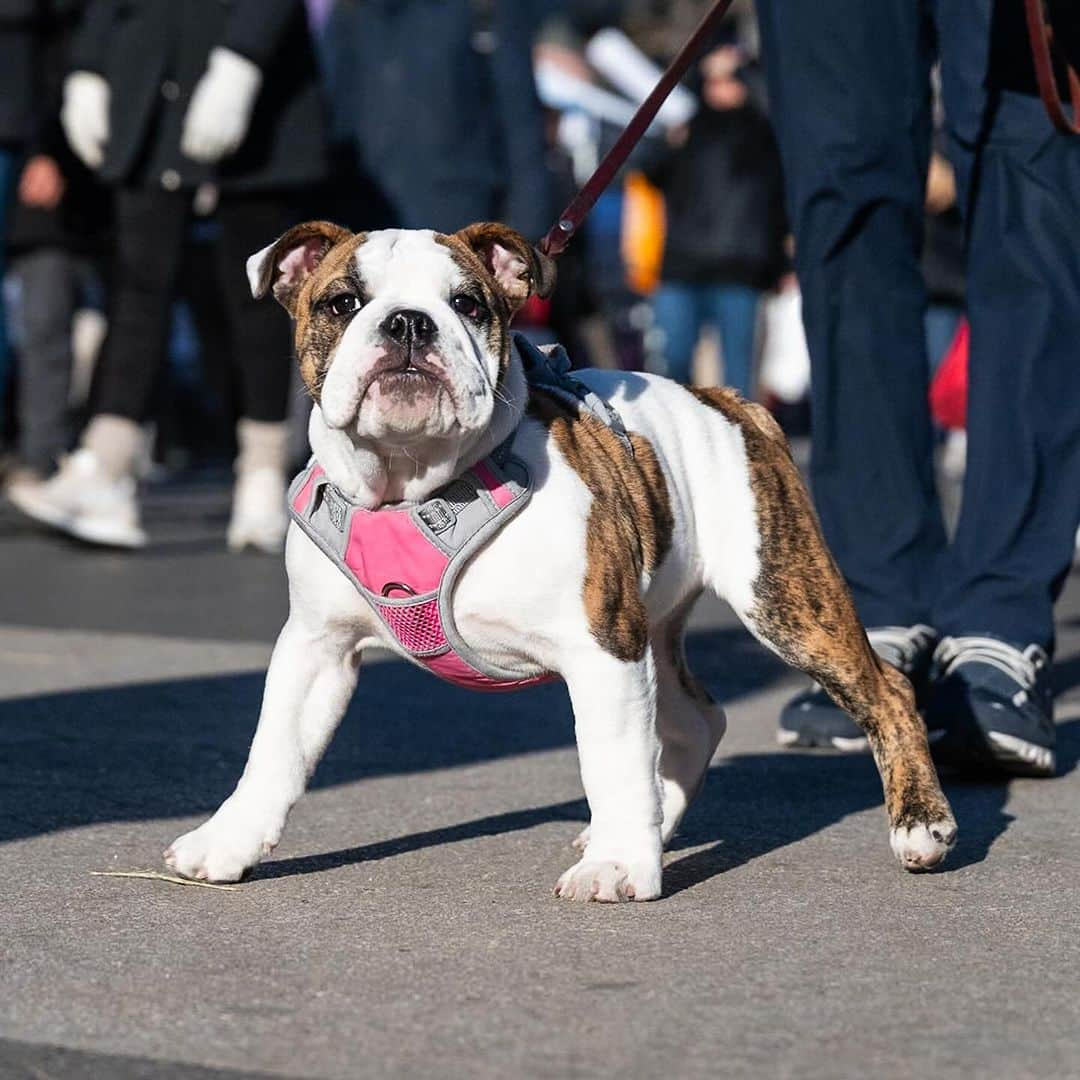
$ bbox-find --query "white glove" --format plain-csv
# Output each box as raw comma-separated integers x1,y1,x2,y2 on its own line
180,47,263,164
61,71,110,170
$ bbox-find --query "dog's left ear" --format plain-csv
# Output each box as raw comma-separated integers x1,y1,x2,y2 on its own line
247,220,353,316
455,222,556,312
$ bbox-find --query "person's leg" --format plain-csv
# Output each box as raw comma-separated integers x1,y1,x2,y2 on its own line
215,193,294,425
935,3,1080,652
7,188,187,548
215,193,296,553
11,249,79,473
705,282,760,399
0,146,21,435
90,187,188,426
924,0,1080,774
756,0,945,749
756,0,944,630
650,281,703,386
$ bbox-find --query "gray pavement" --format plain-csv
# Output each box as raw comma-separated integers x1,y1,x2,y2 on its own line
1,476,1078,1080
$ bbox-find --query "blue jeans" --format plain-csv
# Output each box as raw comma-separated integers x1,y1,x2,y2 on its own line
0,147,20,429
650,281,760,397
757,0,1080,649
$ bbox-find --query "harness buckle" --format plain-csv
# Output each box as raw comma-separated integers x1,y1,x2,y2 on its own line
417,500,455,533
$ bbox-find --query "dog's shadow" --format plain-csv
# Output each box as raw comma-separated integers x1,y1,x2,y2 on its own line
4,617,1077,894
254,721,1080,891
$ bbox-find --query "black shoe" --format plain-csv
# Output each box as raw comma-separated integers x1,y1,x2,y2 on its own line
927,635,1055,777
777,624,940,751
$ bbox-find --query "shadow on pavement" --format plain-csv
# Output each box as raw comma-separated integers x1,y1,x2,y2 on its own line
4,623,1077,894
664,719,1080,893
251,798,591,882
258,718,1078,894
0,1036,283,1079
0,626,784,844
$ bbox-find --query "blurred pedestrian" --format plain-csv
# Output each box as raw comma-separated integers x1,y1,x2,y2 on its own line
9,0,328,551
0,0,44,435
322,0,550,237
4,0,108,486
759,0,1078,775
645,47,786,396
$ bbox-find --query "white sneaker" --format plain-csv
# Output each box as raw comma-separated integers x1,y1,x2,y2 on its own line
7,449,147,548
227,466,288,554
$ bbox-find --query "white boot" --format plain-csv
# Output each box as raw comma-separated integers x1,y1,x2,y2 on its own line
7,415,146,549
227,419,289,554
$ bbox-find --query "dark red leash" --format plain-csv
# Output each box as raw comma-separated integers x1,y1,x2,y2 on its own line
1024,0,1080,135
537,0,736,258
538,0,1078,264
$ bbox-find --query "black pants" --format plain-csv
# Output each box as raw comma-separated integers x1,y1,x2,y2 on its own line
91,187,294,425
756,0,1080,651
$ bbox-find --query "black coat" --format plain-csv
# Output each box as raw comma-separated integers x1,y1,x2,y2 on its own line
647,103,787,291
69,0,327,192
0,0,43,142
8,0,109,255
322,0,550,237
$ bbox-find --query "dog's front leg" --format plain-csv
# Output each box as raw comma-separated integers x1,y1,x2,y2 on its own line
555,648,664,902
165,617,359,882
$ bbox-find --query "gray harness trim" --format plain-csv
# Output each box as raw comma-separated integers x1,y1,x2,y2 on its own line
289,333,632,680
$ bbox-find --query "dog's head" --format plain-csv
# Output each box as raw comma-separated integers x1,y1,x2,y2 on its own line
247,222,555,446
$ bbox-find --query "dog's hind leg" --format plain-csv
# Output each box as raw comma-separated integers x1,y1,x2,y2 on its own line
653,597,728,844
693,389,957,870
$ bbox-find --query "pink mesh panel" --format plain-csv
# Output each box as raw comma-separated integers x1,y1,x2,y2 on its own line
377,598,448,655
292,465,323,515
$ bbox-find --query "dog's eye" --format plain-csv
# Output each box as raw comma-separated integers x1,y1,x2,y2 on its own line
451,293,485,319
327,293,361,318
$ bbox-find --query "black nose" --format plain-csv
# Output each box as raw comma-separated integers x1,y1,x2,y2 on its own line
381,309,437,349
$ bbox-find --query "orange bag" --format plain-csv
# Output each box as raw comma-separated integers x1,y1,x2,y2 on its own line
621,171,666,296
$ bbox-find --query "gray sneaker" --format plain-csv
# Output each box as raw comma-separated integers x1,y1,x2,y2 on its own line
777,624,940,751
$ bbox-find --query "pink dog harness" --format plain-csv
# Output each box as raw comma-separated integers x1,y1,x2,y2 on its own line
288,334,631,691
289,441,554,691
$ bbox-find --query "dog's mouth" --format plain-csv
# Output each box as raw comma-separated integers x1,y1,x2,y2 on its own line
363,353,456,407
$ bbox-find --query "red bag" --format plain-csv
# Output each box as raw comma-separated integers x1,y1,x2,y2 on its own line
929,318,969,431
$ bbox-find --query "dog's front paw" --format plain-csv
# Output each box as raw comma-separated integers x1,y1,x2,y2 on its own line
554,857,662,902
889,816,957,872
164,813,277,883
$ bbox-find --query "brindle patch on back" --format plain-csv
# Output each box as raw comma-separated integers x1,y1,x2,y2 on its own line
529,392,673,662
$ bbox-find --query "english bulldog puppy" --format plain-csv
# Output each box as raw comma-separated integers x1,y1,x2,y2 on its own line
165,221,957,900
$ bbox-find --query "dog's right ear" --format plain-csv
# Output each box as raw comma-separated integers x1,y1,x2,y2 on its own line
247,221,353,316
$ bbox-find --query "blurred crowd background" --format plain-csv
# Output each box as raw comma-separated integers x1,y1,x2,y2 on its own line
0,0,967,553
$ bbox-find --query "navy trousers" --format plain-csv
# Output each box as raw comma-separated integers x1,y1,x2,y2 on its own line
756,0,1080,651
